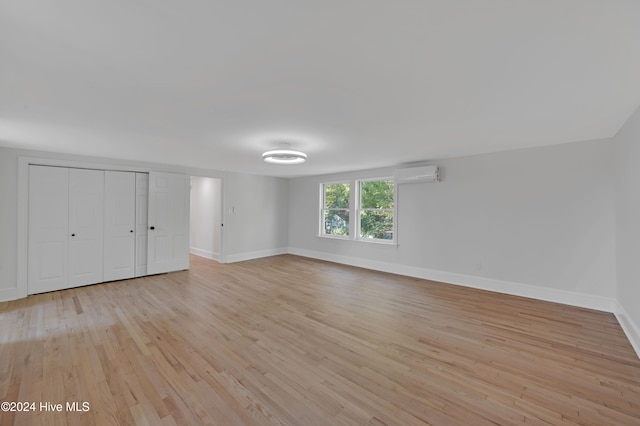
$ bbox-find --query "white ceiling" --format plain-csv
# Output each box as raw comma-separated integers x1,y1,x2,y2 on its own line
1,1,639,177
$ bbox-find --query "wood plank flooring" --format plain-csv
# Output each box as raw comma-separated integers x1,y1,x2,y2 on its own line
1,254,639,425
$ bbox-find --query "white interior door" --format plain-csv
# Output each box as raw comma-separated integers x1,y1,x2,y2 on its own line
28,166,69,294
135,173,149,277
147,172,189,275
104,171,136,281
69,168,104,287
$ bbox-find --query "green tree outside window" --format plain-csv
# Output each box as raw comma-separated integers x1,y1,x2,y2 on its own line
323,183,350,236
359,180,394,240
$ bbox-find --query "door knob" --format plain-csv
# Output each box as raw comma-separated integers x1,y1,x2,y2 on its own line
130,230,134,233
150,226,155,230
71,234,75,237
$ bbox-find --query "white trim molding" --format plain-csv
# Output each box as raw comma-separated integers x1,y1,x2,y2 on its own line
224,247,288,264
287,247,617,313
615,301,640,360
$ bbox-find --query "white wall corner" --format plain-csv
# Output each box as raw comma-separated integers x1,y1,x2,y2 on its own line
225,247,288,263
190,247,219,261
615,301,640,360
287,247,617,313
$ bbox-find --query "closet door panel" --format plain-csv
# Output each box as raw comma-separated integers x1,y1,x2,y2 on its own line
147,172,189,275
69,168,104,287
104,171,136,281
135,173,149,277
28,166,69,294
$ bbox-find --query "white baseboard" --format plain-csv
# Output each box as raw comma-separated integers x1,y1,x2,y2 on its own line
615,301,640,360
0,287,19,303
190,247,219,261
224,247,288,264
288,247,616,313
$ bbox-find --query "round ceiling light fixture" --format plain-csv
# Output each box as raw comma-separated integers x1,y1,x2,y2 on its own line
262,143,307,165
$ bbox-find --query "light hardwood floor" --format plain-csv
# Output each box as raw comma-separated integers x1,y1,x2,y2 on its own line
1,254,639,425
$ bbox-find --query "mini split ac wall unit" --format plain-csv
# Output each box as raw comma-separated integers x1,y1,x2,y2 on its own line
394,165,439,184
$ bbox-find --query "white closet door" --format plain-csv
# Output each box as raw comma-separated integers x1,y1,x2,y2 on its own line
28,166,69,294
69,168,104,287
104,171,136,281
147,172,189,275
135,173,149,277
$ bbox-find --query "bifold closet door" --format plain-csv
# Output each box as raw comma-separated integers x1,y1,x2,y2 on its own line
68,168,104,287
104,171,136,281
147,172,189,275
28,166,69,294
28,166,104,294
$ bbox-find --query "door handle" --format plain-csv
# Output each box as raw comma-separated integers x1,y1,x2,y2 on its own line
150,226,155,230
130,230,134,233
71,233,76,237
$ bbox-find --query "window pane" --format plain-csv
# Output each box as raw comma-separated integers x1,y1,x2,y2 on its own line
324,210,349,236
324,183,350,209
360,210,393,240
361,180,394,209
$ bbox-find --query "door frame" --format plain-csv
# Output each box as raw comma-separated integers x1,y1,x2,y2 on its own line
189,175,225,263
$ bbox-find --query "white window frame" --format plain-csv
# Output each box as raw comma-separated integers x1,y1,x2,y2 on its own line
319,181,351,239
318,177,397,245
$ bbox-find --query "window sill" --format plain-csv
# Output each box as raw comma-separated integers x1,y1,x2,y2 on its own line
356,238,397,246
316,235,398,246
317,234,350,241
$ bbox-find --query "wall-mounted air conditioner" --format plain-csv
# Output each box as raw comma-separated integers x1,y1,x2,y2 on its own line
394,166,439,184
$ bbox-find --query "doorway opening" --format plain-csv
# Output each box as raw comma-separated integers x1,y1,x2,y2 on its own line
190,176,223,262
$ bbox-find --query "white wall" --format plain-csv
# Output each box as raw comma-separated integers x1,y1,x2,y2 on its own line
0,150,19,300
221,172,289,262
289,139,617,311
614,105,640,355
0,147,291,301
190,176,222,260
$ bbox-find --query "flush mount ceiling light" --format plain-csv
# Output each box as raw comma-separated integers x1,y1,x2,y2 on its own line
262,143,307,165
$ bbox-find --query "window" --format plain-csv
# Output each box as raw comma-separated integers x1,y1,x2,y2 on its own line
321,182,350,237
319,178,395,243
358,179,394,241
